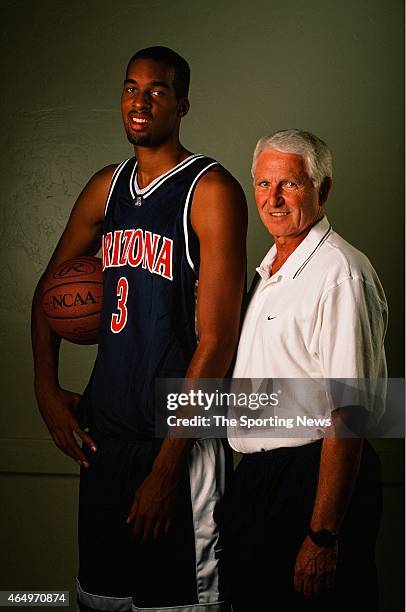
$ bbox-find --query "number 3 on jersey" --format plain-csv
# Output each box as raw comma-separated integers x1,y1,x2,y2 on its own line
111,277,129,333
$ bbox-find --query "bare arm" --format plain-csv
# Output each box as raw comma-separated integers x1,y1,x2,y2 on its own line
128,167,248,540
294,423,363,597
32,164,116,466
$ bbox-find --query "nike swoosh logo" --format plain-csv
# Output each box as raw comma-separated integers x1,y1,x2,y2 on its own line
267,316,277,320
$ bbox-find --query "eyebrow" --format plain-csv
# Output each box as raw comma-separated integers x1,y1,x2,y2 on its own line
255,176,304,184
124,78,170,89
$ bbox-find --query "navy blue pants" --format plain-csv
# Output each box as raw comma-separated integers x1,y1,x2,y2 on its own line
224,440,382,612
77,434,198,608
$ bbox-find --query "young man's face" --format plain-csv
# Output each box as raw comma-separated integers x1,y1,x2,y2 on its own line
121,58,187,147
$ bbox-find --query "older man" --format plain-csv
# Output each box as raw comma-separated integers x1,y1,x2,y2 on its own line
226,129,387,611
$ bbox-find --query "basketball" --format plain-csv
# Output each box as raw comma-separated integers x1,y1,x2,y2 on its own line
42,256,103,345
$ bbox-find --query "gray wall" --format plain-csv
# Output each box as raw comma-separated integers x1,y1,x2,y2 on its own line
0,1,403,610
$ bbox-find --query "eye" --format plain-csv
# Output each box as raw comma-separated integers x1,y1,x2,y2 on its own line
125,87,136,94
150,89,165,97
257,180,270,188
282,181,298,190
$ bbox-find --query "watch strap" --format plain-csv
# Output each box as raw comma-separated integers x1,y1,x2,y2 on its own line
308,527,338,548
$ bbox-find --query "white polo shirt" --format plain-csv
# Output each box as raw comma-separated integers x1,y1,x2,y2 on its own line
229,216,388,453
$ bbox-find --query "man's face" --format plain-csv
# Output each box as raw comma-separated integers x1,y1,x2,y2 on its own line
121,58,187,147
254,149,324,240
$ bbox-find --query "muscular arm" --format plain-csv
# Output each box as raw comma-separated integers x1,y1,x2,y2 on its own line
188,167,248,375
128,167,248,541
31,165,116,466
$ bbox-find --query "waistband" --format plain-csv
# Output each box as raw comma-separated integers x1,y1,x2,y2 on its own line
243,439,323,462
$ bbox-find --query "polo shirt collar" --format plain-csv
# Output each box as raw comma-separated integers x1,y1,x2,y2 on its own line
256,216,332,281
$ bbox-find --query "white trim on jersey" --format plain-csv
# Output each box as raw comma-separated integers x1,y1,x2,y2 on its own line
132,604,227,611
105,158,133,216
130,154,206,200
188,439,227,606
129,160,138,200
76,439,227,612
182,162,218,273
77,580,229,611
77,581,131,611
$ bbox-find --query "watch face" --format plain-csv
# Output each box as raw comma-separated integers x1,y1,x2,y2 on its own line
309,529,338,548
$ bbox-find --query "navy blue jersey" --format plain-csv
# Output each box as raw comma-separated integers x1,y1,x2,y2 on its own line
80,154,219,438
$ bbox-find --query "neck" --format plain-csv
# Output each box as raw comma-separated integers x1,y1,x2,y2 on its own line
272,214,324,274
135,141,191,188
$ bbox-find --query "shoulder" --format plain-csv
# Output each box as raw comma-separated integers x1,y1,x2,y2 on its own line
319,230,386,307
88,163,119,191
194,164,245,198
189,163,247,246
69,164,119,226
191,164,247,228
322,230,376,279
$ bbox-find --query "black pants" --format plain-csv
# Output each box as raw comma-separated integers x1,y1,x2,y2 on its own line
224,440,382,612
77,434,198,608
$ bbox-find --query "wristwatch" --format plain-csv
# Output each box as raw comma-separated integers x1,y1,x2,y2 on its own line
308,527,338,548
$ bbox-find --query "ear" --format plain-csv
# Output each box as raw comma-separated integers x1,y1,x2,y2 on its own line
178,98,190,117
318,177,332,205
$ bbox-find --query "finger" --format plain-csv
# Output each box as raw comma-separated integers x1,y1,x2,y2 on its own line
141,516,156,544
303,575,314,599
314,557,328,594
65,431,90,466
303,560,316,598
74,427,97,452
293,568,304,593
313,577,324,595
127,498,139,524
131,515,145,541
52,431,86,465
153,518,165,541
164,518,171,537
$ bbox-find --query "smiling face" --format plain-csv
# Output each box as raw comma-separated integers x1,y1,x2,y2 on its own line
254,149,327,242
121,58,189,147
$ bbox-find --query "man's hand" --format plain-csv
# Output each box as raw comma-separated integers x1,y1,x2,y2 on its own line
35,385,97,467
126,467,182,543
294,536,337,598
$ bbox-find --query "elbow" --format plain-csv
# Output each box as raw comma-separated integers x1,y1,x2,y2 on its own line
198,331,239,368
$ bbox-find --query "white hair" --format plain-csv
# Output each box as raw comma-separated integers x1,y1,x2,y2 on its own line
252,129,333,186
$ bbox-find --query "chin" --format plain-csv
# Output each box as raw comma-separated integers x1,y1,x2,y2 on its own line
267,222,290,234
126,132,151,146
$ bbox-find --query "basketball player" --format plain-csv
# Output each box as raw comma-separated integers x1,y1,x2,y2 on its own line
31,47,247,611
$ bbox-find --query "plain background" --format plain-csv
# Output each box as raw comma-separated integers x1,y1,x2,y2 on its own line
0,1,404,610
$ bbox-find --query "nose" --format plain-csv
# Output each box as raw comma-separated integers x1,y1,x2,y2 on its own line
266,185,284,208
132,90,151,111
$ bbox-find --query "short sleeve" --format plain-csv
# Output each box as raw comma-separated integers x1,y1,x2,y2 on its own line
318,277,387,379
317,277,387,425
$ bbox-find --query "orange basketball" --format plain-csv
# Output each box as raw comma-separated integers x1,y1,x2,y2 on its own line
42,256,103,345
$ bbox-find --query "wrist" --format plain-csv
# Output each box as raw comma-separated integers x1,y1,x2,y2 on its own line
152,444,193,482
308,527,339,548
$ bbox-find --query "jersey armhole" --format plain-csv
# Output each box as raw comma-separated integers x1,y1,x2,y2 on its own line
182,162,219,274
104,158,133,217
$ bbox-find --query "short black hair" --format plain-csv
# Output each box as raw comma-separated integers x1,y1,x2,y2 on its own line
127,46,190,99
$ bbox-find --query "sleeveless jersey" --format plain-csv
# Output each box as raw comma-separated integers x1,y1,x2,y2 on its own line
80,154,219,438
